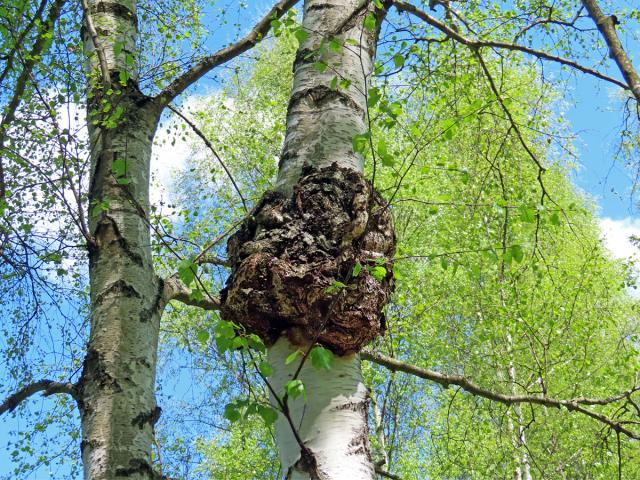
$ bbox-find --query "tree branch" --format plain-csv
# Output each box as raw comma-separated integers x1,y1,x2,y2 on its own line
361,351,640,440
155,0,300,105
162,274,220,310
1,380,78,416
167,104,248,212
0,0,66,200
581,0,640,103
392,1,629,91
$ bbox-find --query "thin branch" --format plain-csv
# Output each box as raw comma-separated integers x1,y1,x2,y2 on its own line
156,0,300,105
361,351,640,440
167,104,248,212
80,0,111,86
0,0,66,200
392,1,629,91
1,380,77,416
581,0,640,103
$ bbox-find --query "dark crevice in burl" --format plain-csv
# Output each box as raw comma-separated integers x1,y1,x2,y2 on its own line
220,164,395,355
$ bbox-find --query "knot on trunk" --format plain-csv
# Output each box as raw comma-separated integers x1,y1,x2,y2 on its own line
220,164,395,355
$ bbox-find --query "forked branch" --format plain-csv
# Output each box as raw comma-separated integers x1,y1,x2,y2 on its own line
392,1,629,91
0,380,78,416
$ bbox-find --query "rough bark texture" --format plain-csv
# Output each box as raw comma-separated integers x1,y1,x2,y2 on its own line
221,164,395,355
79,1,164,478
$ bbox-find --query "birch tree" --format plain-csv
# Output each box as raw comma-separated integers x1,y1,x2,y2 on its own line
1,0,640,479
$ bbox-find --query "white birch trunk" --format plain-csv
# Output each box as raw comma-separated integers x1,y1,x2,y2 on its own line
268,0,383,478
269,338,375,480
79,1,164,478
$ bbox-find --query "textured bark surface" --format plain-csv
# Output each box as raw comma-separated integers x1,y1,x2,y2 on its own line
221,164,395,355
269,338,375,480
79,1,165,478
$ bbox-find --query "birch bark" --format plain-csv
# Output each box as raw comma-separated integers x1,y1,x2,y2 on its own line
79,1,164,478
266,1,385,478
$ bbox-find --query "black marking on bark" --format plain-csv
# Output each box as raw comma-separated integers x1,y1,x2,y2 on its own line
95,279,142,304
78,348,123,396
139,278,164,322
94,216,145,267
79,439,101,454
91,2,139,29
287,85,365,119
307,3,337,13
115,458,154,478
132,406,161,430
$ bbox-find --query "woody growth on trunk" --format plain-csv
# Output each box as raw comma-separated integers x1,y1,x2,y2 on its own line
221,1,395,478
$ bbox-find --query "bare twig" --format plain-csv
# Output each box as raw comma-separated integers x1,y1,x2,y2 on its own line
167,104,248,212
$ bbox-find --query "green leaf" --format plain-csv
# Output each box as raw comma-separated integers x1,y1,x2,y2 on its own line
196,329,209,344
367,87,381,107
224,403,241,422
257,405,278,425
377,139,394,166
510,244,524,263
364,12,377,31
285,379,306,401
178,259,197,286
112,159,126,177
313,61,327,73
519,205,537,223
370,265,387,281
310,346,333,370
285,350,302,365
259,360,273,377
329,38,342,53
352,262,362,277
325,280,347,294
352,131,371,154
293,28,309,43
550,212,561,226
392,53,405,68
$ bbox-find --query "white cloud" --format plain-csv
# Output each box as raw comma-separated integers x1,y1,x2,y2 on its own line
599,217,640,261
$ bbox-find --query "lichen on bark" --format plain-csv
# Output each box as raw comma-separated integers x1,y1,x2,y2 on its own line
221,164,395,355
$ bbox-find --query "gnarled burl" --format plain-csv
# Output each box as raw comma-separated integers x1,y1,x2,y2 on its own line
220,164,395,354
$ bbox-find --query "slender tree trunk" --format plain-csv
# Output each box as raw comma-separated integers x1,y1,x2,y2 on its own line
78,1,164,478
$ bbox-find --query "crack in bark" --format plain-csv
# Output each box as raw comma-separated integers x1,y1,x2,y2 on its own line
139,278,164,322
93,216,145,267
95,279,142,304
